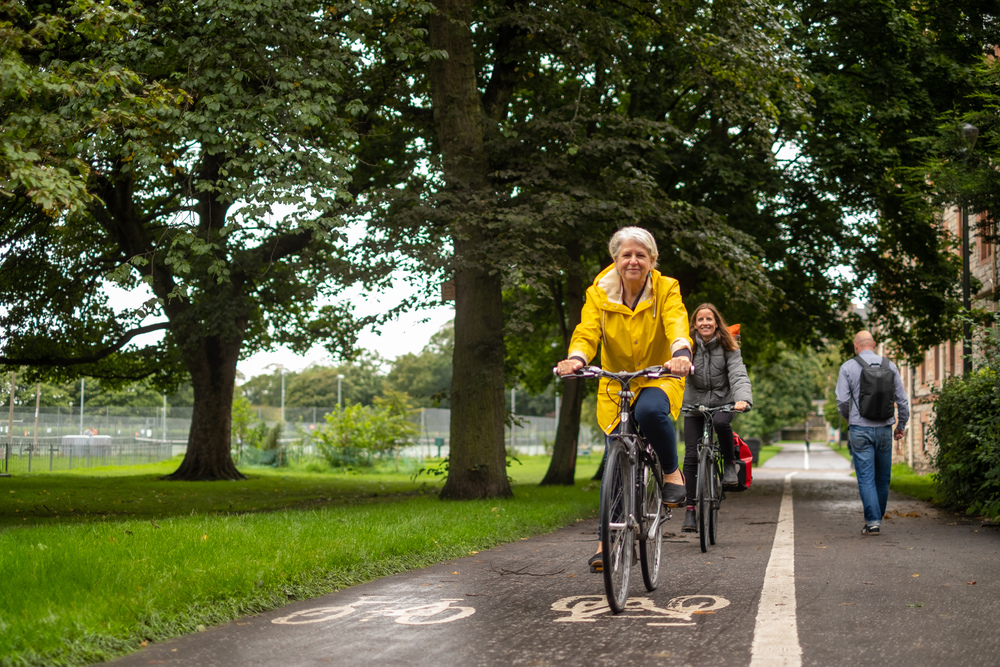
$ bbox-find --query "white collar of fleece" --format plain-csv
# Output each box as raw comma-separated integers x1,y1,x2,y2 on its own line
598,268,652,306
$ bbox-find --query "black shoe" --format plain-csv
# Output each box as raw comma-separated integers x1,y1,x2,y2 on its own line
723,461,739,487
861,524,880,536
588,553,604,572
662,482,686,506
682,508,697,533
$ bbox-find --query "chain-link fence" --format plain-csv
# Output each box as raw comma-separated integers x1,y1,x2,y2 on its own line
0,436,179,474
0,404,598,473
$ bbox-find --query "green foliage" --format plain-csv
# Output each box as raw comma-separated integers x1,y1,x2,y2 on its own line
793,0,996,359
738,344,828,443
314,391,418,467
930,316,1000,516
916,56,1000,255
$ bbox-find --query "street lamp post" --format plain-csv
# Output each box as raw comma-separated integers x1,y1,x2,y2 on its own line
337,374,345,408
960,122,978,375
278,365,286,423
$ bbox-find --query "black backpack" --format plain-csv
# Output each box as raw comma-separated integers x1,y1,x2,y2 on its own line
852,355,895,421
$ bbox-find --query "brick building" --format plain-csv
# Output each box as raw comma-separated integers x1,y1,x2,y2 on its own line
895,206,998,472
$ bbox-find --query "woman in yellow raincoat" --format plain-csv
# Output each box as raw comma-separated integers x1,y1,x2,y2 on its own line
556,226,692,571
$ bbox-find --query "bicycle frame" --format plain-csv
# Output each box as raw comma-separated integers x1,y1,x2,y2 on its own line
683,404,735,552
557,364,682,613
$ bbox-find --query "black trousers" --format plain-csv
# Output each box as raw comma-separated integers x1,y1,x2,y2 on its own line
683,410,736,506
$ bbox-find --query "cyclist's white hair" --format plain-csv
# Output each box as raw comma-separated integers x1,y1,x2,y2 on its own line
608,226,658,268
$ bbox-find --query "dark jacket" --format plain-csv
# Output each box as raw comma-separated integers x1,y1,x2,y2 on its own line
682,335,753,408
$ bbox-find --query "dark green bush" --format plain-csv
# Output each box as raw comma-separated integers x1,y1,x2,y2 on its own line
930,319,1000,517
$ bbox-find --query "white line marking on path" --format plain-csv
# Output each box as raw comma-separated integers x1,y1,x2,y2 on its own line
749,472,802,667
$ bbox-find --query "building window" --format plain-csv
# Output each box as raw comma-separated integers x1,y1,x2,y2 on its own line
921,422,929,455
949,341,956,377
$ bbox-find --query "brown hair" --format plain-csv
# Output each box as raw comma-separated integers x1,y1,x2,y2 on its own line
689,303,739,352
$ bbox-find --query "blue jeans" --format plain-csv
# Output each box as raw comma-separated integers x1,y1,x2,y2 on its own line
848,425,893,526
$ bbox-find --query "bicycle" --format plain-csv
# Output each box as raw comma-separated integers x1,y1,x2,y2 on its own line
681,404,739,553
556,364,682,614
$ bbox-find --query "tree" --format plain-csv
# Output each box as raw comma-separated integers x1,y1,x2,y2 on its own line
0,0,436,479
285,356,388,408
425,0,512,499
738,345,828,444
790,0,998,358
386,324,453,408
917,57,1000,276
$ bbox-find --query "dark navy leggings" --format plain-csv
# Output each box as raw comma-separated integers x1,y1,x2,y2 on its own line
631,387,679,475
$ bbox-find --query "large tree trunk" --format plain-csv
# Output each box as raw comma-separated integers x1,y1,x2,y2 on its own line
164,333,246,481
541,249,587,485
430,0,511,500
442,236,510,499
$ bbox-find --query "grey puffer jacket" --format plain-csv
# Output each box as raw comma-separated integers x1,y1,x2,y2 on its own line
683,335,753,408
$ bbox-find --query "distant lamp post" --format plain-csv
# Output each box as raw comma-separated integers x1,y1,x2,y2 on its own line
278,365,286,423
337,374,345,408
960,122,978,375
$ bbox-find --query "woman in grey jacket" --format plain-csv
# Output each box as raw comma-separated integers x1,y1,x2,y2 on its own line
680,303,753,532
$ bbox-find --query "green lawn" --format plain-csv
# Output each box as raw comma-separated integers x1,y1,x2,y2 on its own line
0,454,604,667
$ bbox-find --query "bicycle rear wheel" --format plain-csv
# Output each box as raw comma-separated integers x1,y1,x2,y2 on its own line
638,456,663,591
708,455,721,545
697,444,710,553
600,438,634,613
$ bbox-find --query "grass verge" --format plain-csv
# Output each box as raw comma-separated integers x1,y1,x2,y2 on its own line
0,454,602,667
888,462,939,503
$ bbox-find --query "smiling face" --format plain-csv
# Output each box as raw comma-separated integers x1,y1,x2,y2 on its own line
695,308,717,341
614,240,653,289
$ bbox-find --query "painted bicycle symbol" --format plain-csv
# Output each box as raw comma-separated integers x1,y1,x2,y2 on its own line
272,597,475,626
552,594,730,625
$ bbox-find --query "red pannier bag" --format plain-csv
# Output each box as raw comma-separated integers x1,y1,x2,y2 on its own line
730,433,753,492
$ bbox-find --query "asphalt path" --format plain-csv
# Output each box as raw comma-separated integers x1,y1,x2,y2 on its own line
107,443,1000,667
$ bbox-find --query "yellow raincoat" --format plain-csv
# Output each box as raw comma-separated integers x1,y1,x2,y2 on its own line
568,265,692,433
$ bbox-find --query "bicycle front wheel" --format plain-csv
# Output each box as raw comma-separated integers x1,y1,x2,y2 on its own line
600,438,634,614
709,455,721,546
638,456,663,591
697,444,711,553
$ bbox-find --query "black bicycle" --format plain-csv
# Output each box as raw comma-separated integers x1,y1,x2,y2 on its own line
682,404,739,553
556,365,681,613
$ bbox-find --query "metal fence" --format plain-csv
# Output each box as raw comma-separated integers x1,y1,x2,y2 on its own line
1,436,179,474
0,404,598,472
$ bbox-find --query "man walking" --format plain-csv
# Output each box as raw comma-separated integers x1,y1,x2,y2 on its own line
836,330,909,535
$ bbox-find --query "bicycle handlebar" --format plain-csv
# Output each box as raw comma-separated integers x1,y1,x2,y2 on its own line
553,365,684,382
681,403,750,414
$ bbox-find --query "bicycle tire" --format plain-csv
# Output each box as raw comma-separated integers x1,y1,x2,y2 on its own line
600,438,633,613
709,454,720,545
698,443,710,553
638,455,663,591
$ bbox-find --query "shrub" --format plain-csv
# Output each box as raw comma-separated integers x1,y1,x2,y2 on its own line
314,390,417,468
930,317,1000,517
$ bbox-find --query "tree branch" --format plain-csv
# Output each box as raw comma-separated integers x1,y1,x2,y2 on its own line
0,322,171,367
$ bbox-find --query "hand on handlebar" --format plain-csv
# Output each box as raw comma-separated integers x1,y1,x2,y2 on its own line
555,358,585,376
734,401,749,412
662,357,692,377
